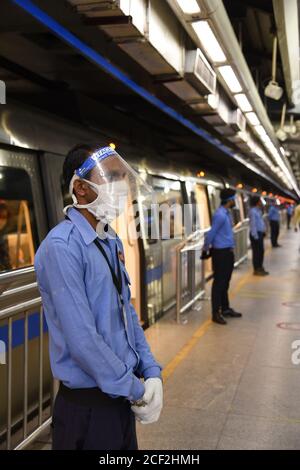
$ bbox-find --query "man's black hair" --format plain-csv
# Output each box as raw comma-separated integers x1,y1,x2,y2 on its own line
250,195,261,207
63,143,101,189
220,188,236,205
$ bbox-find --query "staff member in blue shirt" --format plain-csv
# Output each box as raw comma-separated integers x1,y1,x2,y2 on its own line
268,200,281,248
202,188,242,325
249,196,269,276
35,144,163,450
287,203,294,230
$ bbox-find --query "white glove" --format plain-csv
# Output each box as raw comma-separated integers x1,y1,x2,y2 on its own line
131,378,163,425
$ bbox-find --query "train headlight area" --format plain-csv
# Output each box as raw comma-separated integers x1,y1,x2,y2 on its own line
0,0,300,455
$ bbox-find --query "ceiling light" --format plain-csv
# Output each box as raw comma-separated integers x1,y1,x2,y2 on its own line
234,94,252,112
192,21,226,63
245,112,260,126
255,125,267,138
175,0,201,15
218,66,242,93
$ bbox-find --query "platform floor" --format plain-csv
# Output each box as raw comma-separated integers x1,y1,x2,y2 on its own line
28,228,300,450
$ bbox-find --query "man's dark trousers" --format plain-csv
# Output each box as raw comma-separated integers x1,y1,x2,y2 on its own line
52,383,138,450
211,248,234,315
250,232,264,270
270,220,280,246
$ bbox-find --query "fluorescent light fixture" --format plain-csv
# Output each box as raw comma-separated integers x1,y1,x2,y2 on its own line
192,21,226,63
175,0,201,15
234,94,252,112
255,125,268,138
246,112,260,126
218,66,242,93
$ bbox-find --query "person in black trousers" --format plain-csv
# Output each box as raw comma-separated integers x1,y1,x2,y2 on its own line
201,188,242,325
268,200,281,247
249,196,269,276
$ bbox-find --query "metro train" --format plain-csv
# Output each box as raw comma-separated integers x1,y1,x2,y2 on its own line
0,101,290,447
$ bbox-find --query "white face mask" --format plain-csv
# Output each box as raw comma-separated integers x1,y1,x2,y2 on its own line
73,178,129,223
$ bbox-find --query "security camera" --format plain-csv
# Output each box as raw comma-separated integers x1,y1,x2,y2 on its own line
264,81,284,101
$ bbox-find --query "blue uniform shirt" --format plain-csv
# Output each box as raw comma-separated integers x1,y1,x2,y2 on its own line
204,205,235,250
287,205,294,216
34,207,161,401
268,205,280,222
249,207,266,239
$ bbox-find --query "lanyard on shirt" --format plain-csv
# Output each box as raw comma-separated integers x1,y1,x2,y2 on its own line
64,215,124,306
93,238,124,306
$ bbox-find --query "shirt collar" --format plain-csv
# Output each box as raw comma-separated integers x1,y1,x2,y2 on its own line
66,207,118,245
66,207,98,245
220,205,230,215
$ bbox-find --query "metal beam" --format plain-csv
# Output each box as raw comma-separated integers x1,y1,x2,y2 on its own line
10,0,294,195
273,0,300,105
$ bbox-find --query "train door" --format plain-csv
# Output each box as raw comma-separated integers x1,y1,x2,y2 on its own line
207,184,221,217
151,177,184,314
0,147,49,449
111,208,142,320
186,182,212,279
237,192,245,221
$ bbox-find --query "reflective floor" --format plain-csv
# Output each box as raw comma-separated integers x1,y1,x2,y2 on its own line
28,228,300,450
138,228,300,450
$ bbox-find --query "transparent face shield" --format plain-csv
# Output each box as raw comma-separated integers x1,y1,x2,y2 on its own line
68,146,154,236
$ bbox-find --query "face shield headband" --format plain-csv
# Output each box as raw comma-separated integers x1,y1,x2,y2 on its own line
65,146,152,225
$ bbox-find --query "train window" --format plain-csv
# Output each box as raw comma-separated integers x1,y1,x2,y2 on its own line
0,167,38,271
242,193,250,218
61,174,72,209
186,183,210,231
231,198,242,225
152,177,184,239
207,185,221,215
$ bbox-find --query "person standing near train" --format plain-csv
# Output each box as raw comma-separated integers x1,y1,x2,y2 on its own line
287,203,294,230
34,144,163,450
249,196,269,276
201,188,242,325
268,200,281,248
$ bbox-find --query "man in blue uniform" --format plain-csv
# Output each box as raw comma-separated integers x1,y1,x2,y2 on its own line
268,200,281,247
202,188,242,325
249,196,269,276
287,203,294,230
35,144,163,450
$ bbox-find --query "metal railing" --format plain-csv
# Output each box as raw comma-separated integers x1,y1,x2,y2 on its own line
234,221,249,267
0,268,56,450
176,228,209,323
176,222,249,323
